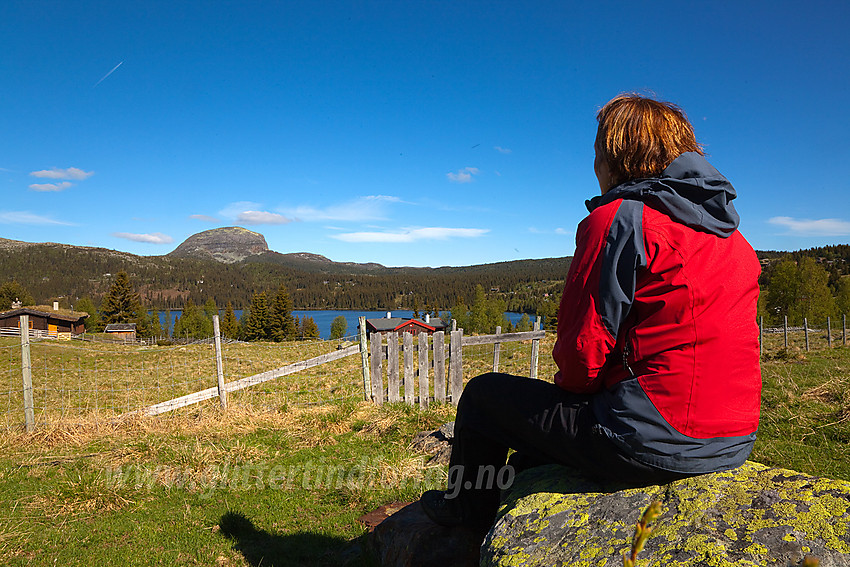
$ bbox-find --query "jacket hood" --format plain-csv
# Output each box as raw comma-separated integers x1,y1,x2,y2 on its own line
586,152,739,237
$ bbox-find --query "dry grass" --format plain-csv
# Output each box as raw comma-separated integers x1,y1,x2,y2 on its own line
0,337,363,432
1,332,547,439
2,399,440,461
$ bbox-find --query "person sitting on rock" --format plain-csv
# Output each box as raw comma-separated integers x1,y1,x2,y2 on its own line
419,93,762,541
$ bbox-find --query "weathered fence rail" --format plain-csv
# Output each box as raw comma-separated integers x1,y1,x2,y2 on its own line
140,343,361,416
4,315,547,431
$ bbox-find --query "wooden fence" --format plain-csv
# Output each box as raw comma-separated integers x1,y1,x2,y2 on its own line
759,315,849,355
8,315,546,430
366,323,544,407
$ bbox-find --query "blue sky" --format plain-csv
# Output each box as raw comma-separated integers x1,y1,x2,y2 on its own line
2,1,849,268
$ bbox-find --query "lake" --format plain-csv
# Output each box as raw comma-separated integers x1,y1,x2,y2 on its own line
156,309,531,340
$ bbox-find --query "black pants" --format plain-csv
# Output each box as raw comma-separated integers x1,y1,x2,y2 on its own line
447,372,691,533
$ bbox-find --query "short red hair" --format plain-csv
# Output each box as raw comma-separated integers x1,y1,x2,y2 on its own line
596,94,703,186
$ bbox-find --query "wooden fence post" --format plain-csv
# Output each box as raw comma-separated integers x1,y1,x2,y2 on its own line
492,326,501,372
759,316,763,359
784,316,788,349
370,333,384,405
844,314,847,346
450,329,463,405
358,317,371,401
433,331,446,403
20,315,34,433
529,316,541,380
418,333,430,409
804,318,810,351
212,315,227,410
403,332,415,405
828,317,833,348
387,332,400,403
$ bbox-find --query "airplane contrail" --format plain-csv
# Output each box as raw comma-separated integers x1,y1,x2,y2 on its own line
93,61,124,87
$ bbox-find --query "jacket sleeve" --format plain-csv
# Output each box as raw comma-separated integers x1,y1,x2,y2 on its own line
553,199,645,394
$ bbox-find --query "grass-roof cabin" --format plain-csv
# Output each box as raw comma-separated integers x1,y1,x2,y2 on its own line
0,302,88,338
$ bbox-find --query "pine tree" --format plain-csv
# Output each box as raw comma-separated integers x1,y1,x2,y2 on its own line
147,310,164,338
220,301,240,338
203,298,218,321
269,284,297,341
301,316,320,339
242,292,270,341
449,297,470,332
101,271,142,325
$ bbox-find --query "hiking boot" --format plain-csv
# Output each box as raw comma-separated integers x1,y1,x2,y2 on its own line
419,490,464,527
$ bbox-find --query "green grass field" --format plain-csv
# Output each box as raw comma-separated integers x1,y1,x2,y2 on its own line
0,335,848,565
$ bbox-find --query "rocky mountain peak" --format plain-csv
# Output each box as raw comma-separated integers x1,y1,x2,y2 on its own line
168,227,268,263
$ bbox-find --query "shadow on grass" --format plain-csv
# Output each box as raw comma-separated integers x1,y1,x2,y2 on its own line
219,511,374,567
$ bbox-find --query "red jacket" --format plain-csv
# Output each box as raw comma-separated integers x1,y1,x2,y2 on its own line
553,153,761,473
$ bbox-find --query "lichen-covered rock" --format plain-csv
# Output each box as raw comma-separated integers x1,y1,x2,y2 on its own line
482,461,850,567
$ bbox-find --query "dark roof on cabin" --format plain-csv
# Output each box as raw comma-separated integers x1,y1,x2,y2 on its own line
104,323,137,332
0,306,88,323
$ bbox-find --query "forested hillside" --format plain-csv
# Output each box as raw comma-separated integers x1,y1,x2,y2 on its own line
4,234,848,326
0,239,570,315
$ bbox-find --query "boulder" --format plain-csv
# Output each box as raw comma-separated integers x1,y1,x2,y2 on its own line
367,500,481,567
482,461,850,566
410,422,454,465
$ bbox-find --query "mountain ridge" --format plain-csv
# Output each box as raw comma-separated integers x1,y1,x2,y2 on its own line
0,231,572,312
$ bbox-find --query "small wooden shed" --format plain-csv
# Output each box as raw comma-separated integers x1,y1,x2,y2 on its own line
104,323,137,341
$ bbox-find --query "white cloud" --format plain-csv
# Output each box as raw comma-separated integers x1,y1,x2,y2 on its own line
29,181,73,192
190,214,220,222
218,202,291,225
768,216,850,236
0,211,73,225
529,227,571,235
237,210,292,225
112,232,174,244
332,227,489,243
447,167,479,183
494,146,512,154
30,167,94,180
285,195,401,222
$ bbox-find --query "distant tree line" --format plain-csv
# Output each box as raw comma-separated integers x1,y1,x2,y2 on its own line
0,243,570,317
448,284,538,334
13,271,320,342
9,242,850,337
759,254,850,326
